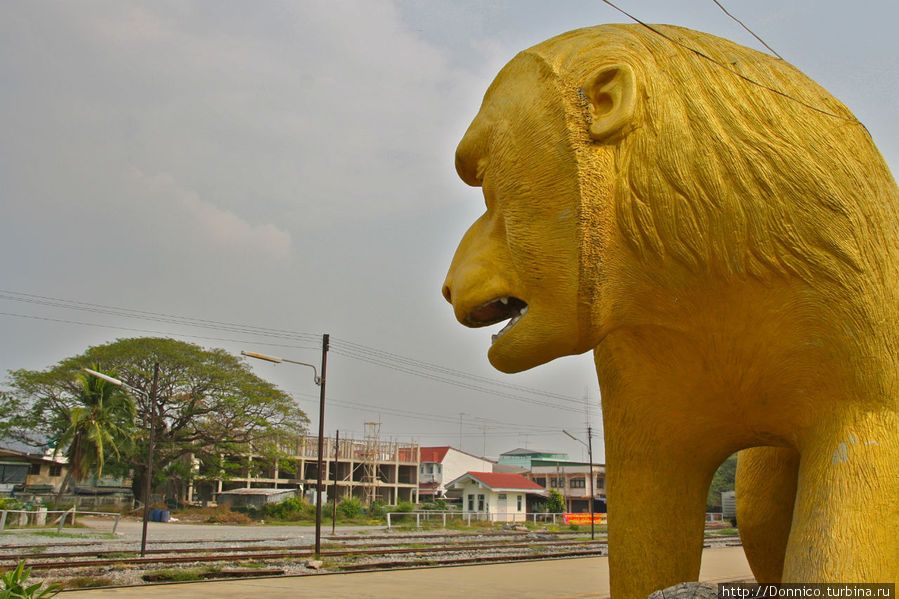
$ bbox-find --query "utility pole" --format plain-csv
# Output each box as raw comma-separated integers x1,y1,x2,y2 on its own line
241,342,328,555
331,429,339,535
563,427,597,540
140,362,159,557
587,426,595,541
315,334,329,557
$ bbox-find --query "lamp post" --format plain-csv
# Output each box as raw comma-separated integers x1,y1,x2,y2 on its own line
563,427,596,540
83,363,159,557
242,333,328,556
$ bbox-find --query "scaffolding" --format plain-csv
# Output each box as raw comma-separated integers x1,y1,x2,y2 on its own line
193,430,420,507
362,422,381,506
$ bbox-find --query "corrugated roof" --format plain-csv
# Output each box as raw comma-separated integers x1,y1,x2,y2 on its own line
419,446,451,463
499,448,563,457
0,438,47,455
216,488,296,496
456,471,546,491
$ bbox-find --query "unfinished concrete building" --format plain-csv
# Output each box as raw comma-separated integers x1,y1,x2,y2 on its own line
192,435,420,506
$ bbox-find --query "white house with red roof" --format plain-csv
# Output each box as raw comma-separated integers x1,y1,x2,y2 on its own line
418,446,494,501
444,472,547,522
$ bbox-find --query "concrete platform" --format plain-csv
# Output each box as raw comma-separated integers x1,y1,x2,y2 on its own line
67,546,753,599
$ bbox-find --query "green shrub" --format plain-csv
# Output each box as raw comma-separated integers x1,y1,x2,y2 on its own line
366,500,387,519
59,576,115,589
1,561,62,599
142,567,220,583
204,506,253,525
262,496,314,521
389,500,416,522
337,497,363,519
546,489,565,514
0,497,23,511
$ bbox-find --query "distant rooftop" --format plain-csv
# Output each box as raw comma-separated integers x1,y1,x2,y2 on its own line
216,488,296,496
0,438,50,455
420,446,493,463
447,471,547,493
499,448,565,457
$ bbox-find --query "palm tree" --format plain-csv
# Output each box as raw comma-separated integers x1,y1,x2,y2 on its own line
54,366,136,504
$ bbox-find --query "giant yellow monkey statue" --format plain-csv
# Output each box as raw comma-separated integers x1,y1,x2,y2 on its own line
442,24,899,598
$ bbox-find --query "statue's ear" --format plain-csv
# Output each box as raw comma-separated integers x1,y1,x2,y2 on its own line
583,63,638,141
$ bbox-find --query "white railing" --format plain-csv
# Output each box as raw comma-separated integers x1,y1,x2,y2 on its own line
385,511,566,530
0,508,121,534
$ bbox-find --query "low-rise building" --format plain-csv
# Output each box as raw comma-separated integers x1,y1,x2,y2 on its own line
0,441,67,495
418,446,494,501
497,448,569,469
526,460,606,513
216,487,297,509
445,471,546,522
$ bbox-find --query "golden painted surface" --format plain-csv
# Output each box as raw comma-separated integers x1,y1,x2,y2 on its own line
443,24,899,598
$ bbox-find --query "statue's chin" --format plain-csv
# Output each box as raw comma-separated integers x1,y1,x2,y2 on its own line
487,336,554,374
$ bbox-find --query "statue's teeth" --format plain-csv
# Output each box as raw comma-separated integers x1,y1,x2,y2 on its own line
500,297,509,305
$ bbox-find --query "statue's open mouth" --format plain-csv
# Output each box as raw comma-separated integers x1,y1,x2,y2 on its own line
466,296,529,344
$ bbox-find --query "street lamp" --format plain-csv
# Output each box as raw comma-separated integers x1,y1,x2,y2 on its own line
563,427,596,540
83,363,159,557
242,333,329,556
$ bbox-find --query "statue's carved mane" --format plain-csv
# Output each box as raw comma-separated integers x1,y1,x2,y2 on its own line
529,24,899,289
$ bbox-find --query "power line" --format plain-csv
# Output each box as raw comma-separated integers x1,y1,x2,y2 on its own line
0,290,593,413
289,389,570,433
331,337,584,404
0,290,322,343
712,0,784,60
330,345,588,415
0,311,321,353
599,0,863,126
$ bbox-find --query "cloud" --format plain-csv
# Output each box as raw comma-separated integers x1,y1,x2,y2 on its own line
129,169,292,261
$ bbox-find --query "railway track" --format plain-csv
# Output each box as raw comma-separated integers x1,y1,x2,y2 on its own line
4,531,742,589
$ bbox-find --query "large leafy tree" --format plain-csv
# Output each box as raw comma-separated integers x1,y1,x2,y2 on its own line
3,338,308,501
54,367,136,501
707,453,738,510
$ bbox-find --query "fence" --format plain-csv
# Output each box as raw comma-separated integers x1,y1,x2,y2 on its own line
12,492,133,509
386,511,735,530
386,511,567,530
0,508,121,534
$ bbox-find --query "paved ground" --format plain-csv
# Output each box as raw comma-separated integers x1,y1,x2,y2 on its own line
66,547,753,599
82,517,383,543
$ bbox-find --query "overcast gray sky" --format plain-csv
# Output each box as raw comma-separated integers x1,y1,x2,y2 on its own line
2,1,897,462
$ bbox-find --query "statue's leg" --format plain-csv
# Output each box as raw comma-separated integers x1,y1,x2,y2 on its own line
735,446,799,583
605,430,716,599
785,416,899,583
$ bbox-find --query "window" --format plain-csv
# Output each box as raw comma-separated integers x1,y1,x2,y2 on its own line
29,463,41,475
477,494,485,511
498,493,506,500
534,477,546,487
0,464,28,484
596,477,605,489
517,495,523,511
49,464,62,477
570,477,586,489
468,495,474,511
550,477,565,488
